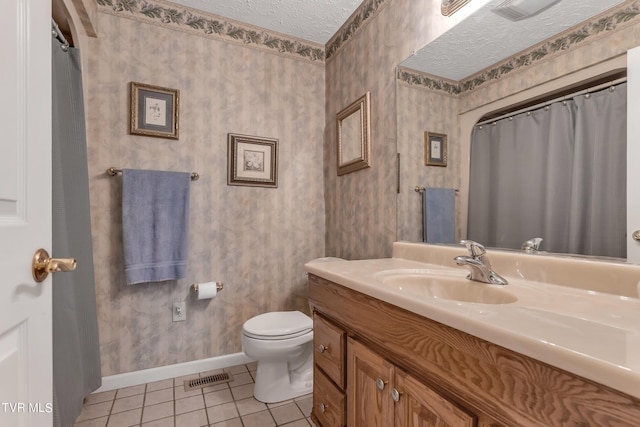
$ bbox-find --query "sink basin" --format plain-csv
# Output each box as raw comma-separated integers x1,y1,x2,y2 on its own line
377,274,518,304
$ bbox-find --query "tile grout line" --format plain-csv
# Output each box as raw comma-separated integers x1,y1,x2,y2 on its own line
140,383,147,427
172,379,176,427
201,378,210,427
104,391,116,427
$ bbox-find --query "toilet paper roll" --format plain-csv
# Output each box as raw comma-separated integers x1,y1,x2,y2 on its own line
195,281,218,300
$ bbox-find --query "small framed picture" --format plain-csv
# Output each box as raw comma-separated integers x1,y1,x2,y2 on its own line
130,82,179,139
424,132,447,167
227,133,278,188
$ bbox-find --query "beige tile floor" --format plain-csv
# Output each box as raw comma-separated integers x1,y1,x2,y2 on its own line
73,362,316,427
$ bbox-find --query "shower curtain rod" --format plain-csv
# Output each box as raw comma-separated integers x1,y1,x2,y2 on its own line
476,76,628,127
51,19,70,52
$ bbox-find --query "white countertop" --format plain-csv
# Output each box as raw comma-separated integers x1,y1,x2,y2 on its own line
305,244,640,399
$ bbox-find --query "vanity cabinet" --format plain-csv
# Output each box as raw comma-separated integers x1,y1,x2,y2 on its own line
308,273,640,427
348,337,474,427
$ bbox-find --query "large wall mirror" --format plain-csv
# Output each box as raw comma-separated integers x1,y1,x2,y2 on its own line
337,92,371,176
396,0,636,260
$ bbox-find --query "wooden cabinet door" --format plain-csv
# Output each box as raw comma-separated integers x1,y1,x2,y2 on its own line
347,338,394,427
394,368,475,427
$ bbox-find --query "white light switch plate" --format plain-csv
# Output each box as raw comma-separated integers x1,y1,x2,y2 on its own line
173,301,186,322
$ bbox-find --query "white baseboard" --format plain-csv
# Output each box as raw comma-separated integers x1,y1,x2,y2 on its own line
94,352,254,393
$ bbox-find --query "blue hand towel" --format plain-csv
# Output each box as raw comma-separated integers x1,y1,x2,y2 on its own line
424,187,455,244
122,169,191,285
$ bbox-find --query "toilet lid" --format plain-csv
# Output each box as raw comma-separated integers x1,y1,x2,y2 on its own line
243,311,312,339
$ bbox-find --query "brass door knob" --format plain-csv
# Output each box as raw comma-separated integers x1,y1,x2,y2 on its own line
32,248,77,283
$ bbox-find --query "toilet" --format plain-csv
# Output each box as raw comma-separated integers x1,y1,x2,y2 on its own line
242,311,314,403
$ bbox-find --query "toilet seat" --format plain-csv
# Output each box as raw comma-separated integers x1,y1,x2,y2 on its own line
243,311,312,340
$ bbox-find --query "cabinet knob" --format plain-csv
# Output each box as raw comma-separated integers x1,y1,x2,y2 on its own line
319,402,327,413
391,388,402,402
376,378,387,390
318,344,328,353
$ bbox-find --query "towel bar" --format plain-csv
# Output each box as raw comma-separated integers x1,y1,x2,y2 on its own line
415,186,459,193
106,167,199,181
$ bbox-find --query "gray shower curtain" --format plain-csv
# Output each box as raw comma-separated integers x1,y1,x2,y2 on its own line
52,36,102,427
468,83,627,258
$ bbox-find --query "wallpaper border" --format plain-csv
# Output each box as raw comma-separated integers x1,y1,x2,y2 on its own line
96,0,325,64
397,67,461,96
398,1,640,95
325,0,391,60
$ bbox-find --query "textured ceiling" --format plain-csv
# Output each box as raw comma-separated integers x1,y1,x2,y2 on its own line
155,0,628,77
401,0,628,80
166,0,365,44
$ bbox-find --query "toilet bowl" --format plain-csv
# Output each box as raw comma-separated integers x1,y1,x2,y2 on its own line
242,311,314,403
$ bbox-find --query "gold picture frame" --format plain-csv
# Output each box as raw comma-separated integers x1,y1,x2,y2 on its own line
337,92,371,176
227,133,278,188
425,132,447,167
130,82,179,139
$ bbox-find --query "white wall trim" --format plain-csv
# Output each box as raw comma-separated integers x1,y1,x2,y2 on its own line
627,46,640,262
94,352,254,393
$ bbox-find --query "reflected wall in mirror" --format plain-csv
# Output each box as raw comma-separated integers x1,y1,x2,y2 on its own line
395,0,640,260
337,91,371,176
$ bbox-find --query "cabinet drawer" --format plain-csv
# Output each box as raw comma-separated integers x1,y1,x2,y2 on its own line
314,312,346,388
313,367,346,427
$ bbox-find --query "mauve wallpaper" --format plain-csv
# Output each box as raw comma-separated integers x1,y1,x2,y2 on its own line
396,85,460,243
79,0,640,377
83,10,325,376
323,0,475,260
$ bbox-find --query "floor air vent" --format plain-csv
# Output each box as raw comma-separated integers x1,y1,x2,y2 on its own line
184,372,233,391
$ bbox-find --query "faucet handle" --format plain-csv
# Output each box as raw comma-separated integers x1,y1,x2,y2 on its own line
521,237,543,252
459,240,486,258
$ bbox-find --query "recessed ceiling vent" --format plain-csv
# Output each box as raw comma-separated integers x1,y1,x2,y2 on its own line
491,0,562,21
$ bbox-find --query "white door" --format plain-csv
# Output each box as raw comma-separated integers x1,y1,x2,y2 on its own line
0,1,53,426
628,46,640,263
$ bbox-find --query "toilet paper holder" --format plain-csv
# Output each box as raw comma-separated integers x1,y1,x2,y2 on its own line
190,282,224,294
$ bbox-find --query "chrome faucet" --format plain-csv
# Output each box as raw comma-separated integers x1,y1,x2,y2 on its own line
521,237,543,253
454,240,508,285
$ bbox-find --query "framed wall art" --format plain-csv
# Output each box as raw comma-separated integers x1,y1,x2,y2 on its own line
227,133,278,188
424,131,447,167
130,82,179,139
337,92,371,176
